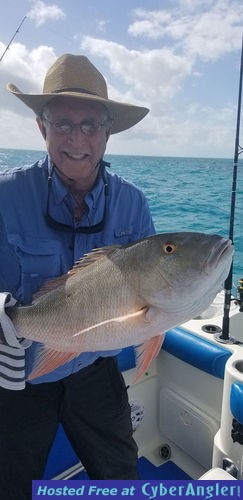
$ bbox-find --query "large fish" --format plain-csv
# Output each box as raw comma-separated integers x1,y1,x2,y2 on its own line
7,232,233,381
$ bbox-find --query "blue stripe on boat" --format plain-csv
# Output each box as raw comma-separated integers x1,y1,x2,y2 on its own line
163,327,231,379
230,383,243,424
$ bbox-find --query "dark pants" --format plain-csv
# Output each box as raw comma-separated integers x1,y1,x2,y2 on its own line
0,357,139,500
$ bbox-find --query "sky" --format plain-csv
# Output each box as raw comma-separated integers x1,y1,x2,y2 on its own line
0,0,243,158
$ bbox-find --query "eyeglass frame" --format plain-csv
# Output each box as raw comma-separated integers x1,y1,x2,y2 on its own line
45,160,110,234
42,116,113,136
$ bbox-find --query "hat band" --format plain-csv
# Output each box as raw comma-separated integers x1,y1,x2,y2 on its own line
50,87,102,97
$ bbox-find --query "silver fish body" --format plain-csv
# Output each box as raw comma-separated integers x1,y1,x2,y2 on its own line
7,232,234,379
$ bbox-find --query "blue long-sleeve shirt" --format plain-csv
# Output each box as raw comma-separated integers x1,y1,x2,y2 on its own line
0,155,155,383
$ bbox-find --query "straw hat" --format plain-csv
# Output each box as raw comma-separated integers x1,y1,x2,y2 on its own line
7,53,149,134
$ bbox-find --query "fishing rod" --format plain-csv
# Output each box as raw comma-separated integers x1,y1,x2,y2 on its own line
0,16,27,62
219,35,243,342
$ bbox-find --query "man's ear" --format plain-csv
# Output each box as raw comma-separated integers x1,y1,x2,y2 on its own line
36,116,47,140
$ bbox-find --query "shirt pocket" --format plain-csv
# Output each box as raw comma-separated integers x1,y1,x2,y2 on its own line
99,226,134,246
8,235,64,303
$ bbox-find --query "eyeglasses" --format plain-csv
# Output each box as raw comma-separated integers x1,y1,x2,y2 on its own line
43,117,111,136
45,161,110,234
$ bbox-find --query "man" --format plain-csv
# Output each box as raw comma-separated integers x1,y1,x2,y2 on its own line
0,54,155,499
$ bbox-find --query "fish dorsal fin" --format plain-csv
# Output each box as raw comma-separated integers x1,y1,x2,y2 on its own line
68,245,120,275
32,274,69,300
32,245,120,301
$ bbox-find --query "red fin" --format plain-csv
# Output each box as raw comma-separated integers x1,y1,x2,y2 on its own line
133,334,165,383
27,347,79,380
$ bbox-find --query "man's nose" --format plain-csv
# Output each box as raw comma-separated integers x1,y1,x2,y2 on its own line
67,124,87,141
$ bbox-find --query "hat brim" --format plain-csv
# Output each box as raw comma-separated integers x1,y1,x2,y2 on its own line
7,83,149,134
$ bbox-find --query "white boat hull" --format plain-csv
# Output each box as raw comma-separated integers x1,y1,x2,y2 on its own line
44,294,243,481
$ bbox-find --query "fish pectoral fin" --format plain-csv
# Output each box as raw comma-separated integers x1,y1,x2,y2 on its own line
133,334,165,383
27,347,79,380
145,306,164,325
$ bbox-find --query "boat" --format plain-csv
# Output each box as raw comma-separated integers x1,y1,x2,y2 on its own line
41,289,242,481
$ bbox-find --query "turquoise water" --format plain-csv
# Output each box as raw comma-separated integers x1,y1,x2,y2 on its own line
0,148,242,293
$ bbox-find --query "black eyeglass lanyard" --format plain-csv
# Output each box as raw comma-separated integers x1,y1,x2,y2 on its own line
45,159,110,234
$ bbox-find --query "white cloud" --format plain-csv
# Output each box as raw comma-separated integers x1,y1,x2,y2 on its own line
28,0,65,27
107,102,236,158
6,44,55,85
80,33,236,157
128,10,173,39
128,1,243,62
0,43,57,116
97,19,109,33
81,36,192,114
0,109,45,150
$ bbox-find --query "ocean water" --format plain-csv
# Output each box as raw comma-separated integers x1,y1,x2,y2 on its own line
0,148,242,294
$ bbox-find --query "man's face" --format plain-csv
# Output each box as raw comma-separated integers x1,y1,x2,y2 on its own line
37,97,111,189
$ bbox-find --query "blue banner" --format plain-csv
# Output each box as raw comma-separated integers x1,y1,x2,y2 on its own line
32,480,241,500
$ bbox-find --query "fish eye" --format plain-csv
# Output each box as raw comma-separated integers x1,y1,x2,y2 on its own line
162,242,177,254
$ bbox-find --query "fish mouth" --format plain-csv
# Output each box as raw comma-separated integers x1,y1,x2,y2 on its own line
205,237,234,272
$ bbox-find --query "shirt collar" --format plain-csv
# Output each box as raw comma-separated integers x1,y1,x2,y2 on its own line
47,156,107,208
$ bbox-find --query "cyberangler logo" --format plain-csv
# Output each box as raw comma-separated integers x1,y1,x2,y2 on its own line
141,482,241,500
